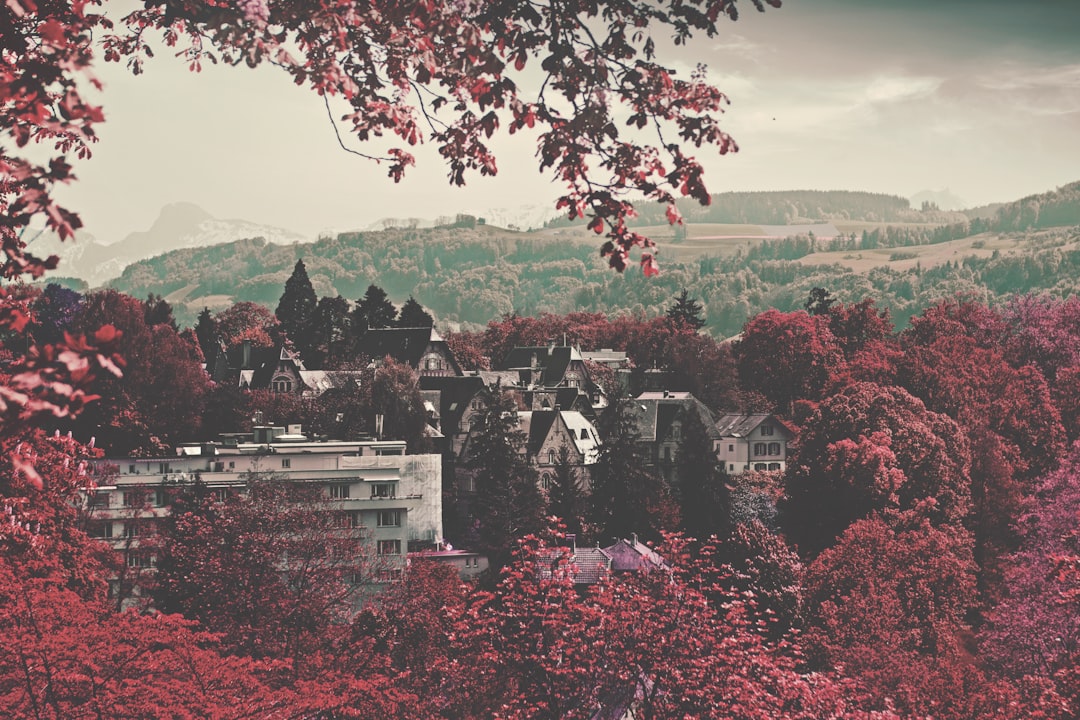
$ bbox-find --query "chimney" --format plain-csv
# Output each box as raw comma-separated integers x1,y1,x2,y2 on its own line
631,532,638,545
566,533,577,551
242,339,251,369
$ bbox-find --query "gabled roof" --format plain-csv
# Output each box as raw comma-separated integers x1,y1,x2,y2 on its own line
603,535,668,573
627,393,721,442
242,345,305,389
359,327,460,373
519,410,600,463
537,545,613,584
419,375,486,428
501,345,585,387
714,413,794,439
297,370,363,395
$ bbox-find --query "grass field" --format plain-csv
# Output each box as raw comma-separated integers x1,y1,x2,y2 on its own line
795,233,1024,273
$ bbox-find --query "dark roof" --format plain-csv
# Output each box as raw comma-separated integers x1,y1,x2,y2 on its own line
626,394,721,442
241,345,303,389
419,375,486,428
524,410,558,456
500,346,575,386
359,327,437,367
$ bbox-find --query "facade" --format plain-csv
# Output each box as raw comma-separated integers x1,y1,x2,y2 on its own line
628,391,722,483
522,409,601,492
86,430,443,583
714,413,794,474
499,343,608,411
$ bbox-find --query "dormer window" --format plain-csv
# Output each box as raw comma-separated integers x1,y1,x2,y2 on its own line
760,424,774,436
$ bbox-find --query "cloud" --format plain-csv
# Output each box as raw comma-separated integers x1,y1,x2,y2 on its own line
864,75,942,104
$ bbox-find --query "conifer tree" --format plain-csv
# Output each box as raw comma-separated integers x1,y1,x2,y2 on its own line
588,399,677,543
309,295,352,368
396,296,434,328
194,307,217,363
468,391,543,568
676,409,730,541
665,288,706,331
351,284,397,335
549,445,585,536
275,259,318,357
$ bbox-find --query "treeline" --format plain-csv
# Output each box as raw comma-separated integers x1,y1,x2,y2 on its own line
109,194,1080,339
547,189,924,226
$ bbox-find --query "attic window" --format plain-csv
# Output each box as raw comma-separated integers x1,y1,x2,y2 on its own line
580,429,588,440
760,424,774,436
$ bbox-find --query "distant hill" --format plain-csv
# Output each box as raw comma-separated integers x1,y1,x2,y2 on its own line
910,188,967,211
104,182,1080,335
30,202,306,286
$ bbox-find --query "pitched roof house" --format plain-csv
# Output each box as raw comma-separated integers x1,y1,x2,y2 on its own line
358,326,462,377
626,391,722,483
714,413,795,474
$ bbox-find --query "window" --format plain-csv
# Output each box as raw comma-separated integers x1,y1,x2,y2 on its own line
547,449,556,465
281,458,291,468
128,464,136,474
580,428,589,440
87,521,112,539
213,488,231,503
753,443,767,456
378,539,401,555
272,378,292,393
663,447,671,462
122,491,143,508
729,463,735,471
728,444,734,452
425,356,443,370
768,462,781,471
153,488,167,507
541,473,553,491
671,422,681,440
377,510,401,527
370,483,396,499
122,522,139,539
90,492,111,509
760,424,774,436
329,483,351,499
126,552,155,568
768,442,780,456
755,463,767,471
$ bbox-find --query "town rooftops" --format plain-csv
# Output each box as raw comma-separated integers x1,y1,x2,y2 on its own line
603,534,668,573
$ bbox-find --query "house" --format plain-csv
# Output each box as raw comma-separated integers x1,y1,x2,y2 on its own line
602,534,668,574
499,342,607,411
714,413,794,474
85,430,444,592
232,343,364,397
537,536,612,585
357,326,462,377
626,391,722,483
520,409,601,491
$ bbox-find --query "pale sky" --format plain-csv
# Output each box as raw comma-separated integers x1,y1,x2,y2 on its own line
55,0,1080,244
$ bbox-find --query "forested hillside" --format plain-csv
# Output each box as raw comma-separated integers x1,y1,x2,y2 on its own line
108,183,1080,335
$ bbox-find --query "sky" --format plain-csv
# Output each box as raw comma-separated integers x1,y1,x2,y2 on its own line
55,0,1080,244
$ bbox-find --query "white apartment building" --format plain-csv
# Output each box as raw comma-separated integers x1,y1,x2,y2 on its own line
85,427,443,581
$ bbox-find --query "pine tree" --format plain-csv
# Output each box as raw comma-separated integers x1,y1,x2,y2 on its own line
309,295,352,368
276,259,318,357
549,445,585,536
194,307,217,362
468,391,543,568
396,296,434,328
676,409,730,541
588,399,677,543
351,284,397,335
665,289,706,331
804,286,836,316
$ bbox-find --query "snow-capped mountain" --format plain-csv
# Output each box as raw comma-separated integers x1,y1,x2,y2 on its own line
28,202,307,286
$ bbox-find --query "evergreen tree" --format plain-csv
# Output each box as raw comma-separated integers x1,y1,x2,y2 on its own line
549,444,585,536
665,288,706,331
351,284,397,335
676,409,730,541
588,399,677,543
396,296,434,328
468,390,543,568
276,259,318,357
194,307,218,363
309,295,352,368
